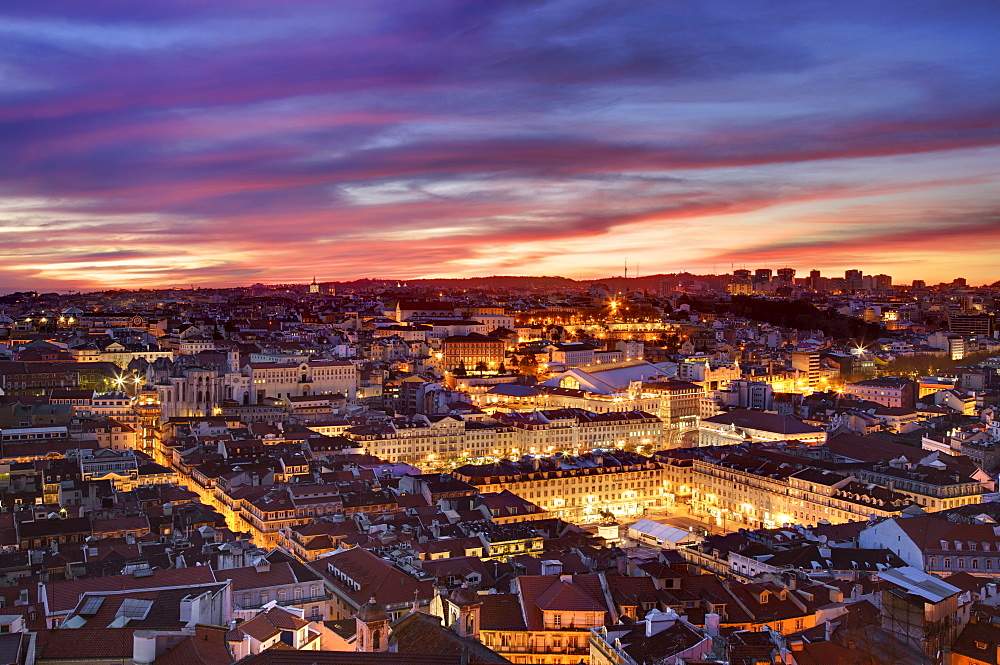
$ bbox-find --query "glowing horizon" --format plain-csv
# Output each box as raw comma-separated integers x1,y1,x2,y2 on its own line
1,2,998,292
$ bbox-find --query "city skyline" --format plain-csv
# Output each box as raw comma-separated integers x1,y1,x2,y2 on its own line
1,1,998,292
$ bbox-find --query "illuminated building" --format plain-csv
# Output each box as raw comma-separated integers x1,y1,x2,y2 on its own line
496,408,664,456
346,415,517,465
245,360,359,403
687,446,915,530
452,451,664,521
78,448,140,491
790,351,820,387
676,360,740,391
480,574,611,664
393,300,458,322
548,342,598,368
843,376,916,408
698,410,826,447
640,380,704,432
346,409,662,466
441,333,505,372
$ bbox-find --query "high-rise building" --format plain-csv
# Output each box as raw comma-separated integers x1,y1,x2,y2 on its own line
808,269,821,290
873,274,893,290
912,279,926,289
791,351,821,387
733,269,751,279
754,268,773,281
776,268,795,282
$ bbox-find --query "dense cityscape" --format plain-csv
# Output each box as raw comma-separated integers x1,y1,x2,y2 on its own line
0,270,996,665
3,0,999,663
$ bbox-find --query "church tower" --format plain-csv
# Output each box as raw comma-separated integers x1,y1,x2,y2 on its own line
447,584,482,639
355,596,390,652
309,277,320,294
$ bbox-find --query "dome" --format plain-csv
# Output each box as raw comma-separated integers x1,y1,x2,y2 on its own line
449,583,479,607
356,596,388,622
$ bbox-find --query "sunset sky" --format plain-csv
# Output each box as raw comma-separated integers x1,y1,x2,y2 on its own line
1,1,999,292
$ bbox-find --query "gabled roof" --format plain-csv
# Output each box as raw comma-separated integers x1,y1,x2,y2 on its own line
880,566,961,602
701,410,824,435
479,593,527,631
308,547,434,608
233,606,309,643
215,562,298,591
389,611,511,664
237,648,463,665
46,566,217,615
517,574,609,630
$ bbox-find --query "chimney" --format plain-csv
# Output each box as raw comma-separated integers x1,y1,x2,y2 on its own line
645,608,678,637
541,560,563,576
789,639,804,652
705,613,720,638
559,574,573,584
132,631,158,665
825,619,833,641
180,597,194,624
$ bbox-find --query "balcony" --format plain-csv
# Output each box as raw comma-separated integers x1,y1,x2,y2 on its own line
497,644,589,656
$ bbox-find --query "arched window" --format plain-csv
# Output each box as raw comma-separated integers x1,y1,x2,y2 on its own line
372,628,381,650
560,376,580,390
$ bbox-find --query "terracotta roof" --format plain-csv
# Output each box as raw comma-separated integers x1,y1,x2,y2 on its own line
954,621,1000,665
34,627,133,660
67,585,226,629
215,562,298,591
389,611,510,664
46,566,217,614
237,647,462,665
701,410,824,435
308,548,434,608
479,594,526,631
154,626,232,665
517,574,608,630
234,607,308,643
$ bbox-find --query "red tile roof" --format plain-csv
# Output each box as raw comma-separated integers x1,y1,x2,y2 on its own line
516,574,609,630
45,566,217,614
215,562,298,591
154,626,233,665
34,627,133,660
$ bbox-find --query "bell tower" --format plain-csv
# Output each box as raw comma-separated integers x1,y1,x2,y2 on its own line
447,584,482,639
355,596,390,652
